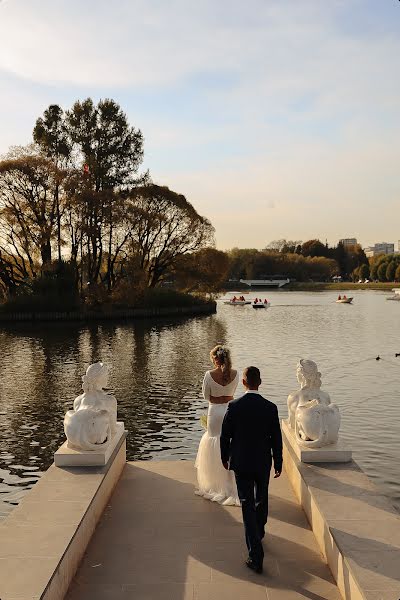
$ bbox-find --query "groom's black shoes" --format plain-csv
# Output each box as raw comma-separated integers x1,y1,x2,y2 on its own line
246,558,263,574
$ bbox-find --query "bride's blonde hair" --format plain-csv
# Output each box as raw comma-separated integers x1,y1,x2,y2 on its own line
210,344,232,384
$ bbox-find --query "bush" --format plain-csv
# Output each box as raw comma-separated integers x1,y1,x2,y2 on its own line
133,288,209,309
1,261,80,313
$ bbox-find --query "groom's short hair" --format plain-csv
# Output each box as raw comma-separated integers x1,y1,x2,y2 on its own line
243,366,261,387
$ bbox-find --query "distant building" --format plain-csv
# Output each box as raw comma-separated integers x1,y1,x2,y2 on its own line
339,238,357,248
364,242,395,258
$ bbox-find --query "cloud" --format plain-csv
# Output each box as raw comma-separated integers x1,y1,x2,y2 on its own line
1,0,399,249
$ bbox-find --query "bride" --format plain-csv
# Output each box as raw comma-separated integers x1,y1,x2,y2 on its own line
195,344,240,506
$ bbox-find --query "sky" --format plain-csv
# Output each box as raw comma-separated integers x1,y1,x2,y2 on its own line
0,0,399,250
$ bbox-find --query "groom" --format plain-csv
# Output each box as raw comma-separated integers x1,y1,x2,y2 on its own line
220,366,282,574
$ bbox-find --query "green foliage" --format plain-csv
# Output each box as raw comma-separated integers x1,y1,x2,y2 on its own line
396,264,400,281
66,98,145,191
370,253,400,282
358,263,370,280
227,248,337,282
377,262,388,281
33,104,71,164
386,261,397,282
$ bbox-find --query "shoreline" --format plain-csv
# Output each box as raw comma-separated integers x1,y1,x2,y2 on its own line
224,282,398,292
0,301,216,323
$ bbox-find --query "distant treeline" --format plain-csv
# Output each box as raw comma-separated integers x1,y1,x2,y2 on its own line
225,239,369,282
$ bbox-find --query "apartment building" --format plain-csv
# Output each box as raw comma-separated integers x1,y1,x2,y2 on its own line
364,242,395,258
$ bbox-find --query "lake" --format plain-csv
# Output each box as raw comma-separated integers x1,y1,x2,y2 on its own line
0,290,399,519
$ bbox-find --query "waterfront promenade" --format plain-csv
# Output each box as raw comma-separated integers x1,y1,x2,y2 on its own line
66,461,340,600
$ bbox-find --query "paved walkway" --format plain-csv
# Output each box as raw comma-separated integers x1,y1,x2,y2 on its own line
67,461,341,600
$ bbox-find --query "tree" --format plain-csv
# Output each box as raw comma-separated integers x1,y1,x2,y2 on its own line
175,248,231,293
33,104,71,262
377,262,388,281
386,261,396,282
301,239,329,258
227,248,259,280
0,156,64,268
66,98,146,289
395,264,400,282
265,239,302,253
334,241,347,276
66,98,144,192
359,263,369,280
127,185,215,287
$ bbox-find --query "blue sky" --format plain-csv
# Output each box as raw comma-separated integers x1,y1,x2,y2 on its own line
0,0,399,249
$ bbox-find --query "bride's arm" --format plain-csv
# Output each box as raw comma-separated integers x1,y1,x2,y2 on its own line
202,372,211,402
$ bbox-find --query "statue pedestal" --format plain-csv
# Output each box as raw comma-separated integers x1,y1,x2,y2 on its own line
54,422,125,467
282,419,352,463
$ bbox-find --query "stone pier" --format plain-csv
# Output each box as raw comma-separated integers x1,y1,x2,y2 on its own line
65,461,340,600
1,452,399,599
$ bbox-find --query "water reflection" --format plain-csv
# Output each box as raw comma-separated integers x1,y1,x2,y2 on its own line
0,315,228,516
0,290,399,518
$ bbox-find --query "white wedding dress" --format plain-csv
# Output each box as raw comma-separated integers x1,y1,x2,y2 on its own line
195,370,240,506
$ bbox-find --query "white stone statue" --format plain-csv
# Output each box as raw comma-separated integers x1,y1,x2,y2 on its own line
287,359,340,448
64,362,118,451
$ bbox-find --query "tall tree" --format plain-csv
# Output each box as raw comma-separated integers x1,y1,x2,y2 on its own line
33,105,71,262
66,98,145,287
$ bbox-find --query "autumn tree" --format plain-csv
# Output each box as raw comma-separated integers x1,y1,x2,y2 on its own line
0,156,64,269
175,248,231,293
127,185,215,287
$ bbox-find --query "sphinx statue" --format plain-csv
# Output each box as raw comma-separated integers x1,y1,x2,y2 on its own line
287,359,340,448
64,362,118,451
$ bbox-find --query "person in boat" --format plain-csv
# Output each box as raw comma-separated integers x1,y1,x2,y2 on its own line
232,296,237,303
241,296,245,302
254,298,258,304
264,299,268,304
343,294,347,300
338,295,341,300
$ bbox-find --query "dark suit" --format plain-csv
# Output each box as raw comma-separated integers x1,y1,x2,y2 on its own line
220,391,282,567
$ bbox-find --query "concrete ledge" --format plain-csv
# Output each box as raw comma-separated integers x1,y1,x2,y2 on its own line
0,432,126,600
283,426,400,599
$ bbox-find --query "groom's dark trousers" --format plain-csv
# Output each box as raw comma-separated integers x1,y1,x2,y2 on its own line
220,392,282,567
234,467,271,565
